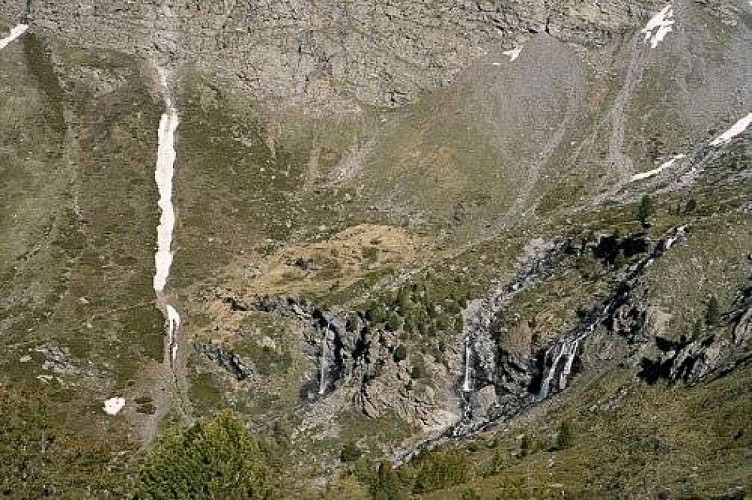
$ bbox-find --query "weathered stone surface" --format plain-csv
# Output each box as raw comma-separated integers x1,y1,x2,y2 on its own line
1,0,666,107
194,342,255,381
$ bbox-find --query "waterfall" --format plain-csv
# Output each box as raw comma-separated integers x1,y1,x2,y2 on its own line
538,336,581,400
0,23,28,50
318,329,329,395
461,337,472,392
153,67,181,364
539,344,566,399
557,339,579,391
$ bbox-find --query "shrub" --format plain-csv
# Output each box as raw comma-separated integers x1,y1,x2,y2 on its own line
685,198,697,213
554,418,575,451
413,449,473,493
519,434,531,458
692,320,704,340
341,441,363,463
393,344,408,363
134,410,277,499
385,312,402,332
371,461,408,500
461,488,482,500
362,246,379,261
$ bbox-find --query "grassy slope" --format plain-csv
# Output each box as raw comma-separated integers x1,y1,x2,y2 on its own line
419,365,751,499
0,34,166,495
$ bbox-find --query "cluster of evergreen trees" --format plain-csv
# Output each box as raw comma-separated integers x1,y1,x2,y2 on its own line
134,411,276,499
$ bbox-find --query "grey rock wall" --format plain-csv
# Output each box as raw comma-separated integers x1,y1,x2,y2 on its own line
3,0,665,106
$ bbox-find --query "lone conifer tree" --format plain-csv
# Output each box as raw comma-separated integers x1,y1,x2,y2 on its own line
705,296,721,326
637,195,653,227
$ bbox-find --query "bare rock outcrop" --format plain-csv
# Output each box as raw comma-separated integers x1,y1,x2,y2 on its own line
3,0,666,107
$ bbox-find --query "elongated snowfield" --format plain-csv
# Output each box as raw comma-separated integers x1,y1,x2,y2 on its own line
0,23,28,50
630,153,686,182
153,108,180,293
153,67,182,364
710,113,752,146
641,4,674,48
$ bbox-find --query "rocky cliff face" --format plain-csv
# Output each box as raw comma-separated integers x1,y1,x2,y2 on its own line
2,0,665,107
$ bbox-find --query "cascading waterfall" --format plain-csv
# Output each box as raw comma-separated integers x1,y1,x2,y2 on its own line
318,329,329,395
396,226,691,464
457,242,565,400
558,339,579,390
461,337,473,392
153,67,181,364
538,333,586,400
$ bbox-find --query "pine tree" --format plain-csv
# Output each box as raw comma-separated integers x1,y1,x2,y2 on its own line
692,319,704,340
554,419,575,450
637,195,653,227
705,296,721,326
134,411,277,499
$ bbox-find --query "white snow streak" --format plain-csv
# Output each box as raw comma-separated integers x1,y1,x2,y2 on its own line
0,24,28,50
710,113,752,146
103,397,126,416
153,107,179,293
502,46,523,62
641,4,675,48
630,153,686,182
166,304,180,361
153,67,182,365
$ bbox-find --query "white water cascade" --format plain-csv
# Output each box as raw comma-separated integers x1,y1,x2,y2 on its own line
318,330,329,395
461,337,473,392
538,337,581,400
153,67,181,363
0,23,28,50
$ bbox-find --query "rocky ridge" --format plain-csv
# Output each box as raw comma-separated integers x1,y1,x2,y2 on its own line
2,0,667,107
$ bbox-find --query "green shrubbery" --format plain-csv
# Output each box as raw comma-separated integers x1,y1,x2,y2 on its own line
413,448,473,493
0,385,126,498
361,277,466,345
341,441,363,463
553,418,575,451
134,411,277,499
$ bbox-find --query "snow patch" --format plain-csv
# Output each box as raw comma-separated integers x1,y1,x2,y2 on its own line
630,154,686,182
166,304,180,361
0,24,28,50
103,397,126,416
641,4,675,48
502,46,523,62
710,113,752,146
153,107,180,293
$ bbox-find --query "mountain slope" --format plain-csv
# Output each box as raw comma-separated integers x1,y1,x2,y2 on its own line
0,0,750,497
